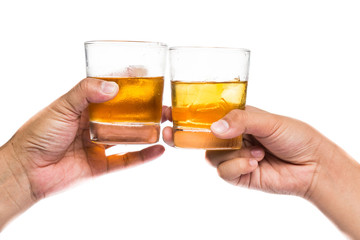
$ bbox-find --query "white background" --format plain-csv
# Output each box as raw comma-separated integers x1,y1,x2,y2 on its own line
0,0,359,239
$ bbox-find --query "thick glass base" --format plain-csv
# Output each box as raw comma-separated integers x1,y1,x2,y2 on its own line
90,121,160,145
173,126,242,150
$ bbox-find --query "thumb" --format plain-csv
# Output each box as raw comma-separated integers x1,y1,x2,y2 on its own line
54,78,118,116
210,106,283,139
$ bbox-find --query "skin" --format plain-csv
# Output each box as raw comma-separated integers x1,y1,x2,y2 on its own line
163,106,360,239
1,79,359,238
0,78,166,230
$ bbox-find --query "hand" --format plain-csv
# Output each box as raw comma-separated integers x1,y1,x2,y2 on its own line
2,78,165,201
163,106,327,198
163,106,360,238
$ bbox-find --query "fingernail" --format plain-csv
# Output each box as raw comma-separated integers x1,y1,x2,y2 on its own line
101,81,118,94
249,159,258,167
251,149,264,158
211,120,229,134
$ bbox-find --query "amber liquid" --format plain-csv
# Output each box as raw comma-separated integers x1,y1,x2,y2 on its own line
171,81,247,149
89,76,164,144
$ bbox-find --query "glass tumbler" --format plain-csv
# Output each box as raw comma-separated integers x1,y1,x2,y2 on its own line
170,46,250,149
85,40,167,144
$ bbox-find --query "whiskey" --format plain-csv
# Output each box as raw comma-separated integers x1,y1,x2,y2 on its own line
171,81,247,149
89,76,164,144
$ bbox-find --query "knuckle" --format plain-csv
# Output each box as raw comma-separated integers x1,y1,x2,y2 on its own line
78,78,90,94
217,165,228,180
238,159,249,170
229,108,243,117
234,158,248,171
226,109,245,124
122,153,130,167
235,148,250,158
205,151,218,167
204,151,212,161
139,150,145,162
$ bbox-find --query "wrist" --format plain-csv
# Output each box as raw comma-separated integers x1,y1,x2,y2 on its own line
308,140,359,202
307,139,360,238
0,139,36,231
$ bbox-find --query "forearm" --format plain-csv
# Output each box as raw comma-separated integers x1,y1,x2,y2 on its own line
0,141,35,231
309,141,360,239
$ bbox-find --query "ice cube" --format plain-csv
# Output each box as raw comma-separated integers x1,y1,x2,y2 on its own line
220,85,244,104
109,65,148,77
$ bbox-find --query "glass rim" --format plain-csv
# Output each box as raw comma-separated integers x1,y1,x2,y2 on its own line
169,45,250,53
84,40,167,48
